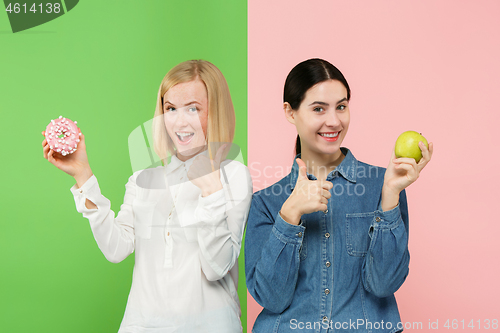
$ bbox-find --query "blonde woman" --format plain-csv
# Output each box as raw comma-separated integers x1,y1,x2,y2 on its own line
42,60,252,332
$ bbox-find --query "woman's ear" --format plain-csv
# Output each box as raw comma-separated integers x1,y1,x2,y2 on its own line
284,102,295,124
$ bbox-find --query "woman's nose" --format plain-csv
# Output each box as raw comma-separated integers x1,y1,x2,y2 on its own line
174,109,189,126
325,110,341,127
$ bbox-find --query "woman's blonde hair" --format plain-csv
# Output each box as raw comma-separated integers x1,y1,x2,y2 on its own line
152,60,235,164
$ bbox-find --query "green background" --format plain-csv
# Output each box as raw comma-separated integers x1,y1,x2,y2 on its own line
0,1,248,332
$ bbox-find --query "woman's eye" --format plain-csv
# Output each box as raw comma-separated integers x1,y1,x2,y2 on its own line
165,107,176,112
337,104,346,111
313,107,324,112
188,106,198,112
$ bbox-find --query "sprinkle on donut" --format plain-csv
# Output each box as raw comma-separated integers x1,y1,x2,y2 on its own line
45,116,81,156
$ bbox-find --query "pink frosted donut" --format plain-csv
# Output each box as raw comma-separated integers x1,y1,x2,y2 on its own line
45,116,81,156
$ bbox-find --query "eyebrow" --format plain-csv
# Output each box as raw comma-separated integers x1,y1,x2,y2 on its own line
308,97,348,106
163,100,201,107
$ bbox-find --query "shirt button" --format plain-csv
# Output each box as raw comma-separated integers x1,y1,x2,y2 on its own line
322,316,328,322
79,189,83,193
325,233,330,238
297,232,302,238
375,217,381,222
325,289,330,295
324,209,328,214
326,261,331,267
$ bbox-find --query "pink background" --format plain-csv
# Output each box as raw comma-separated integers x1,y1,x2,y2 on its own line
248,0,500,331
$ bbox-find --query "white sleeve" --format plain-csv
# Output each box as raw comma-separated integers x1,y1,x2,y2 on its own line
194,161,253,281
70,173,137,263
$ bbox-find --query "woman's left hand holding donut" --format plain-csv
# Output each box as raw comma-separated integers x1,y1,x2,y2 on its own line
381,141,434,211
187,144,228,197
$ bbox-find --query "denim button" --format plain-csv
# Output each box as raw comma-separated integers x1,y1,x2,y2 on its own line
375,217,381,222
325,289,330,295
324,209,328,214
325,233,330,238
297,232,302,238
322,316,328,322
325,261,331,267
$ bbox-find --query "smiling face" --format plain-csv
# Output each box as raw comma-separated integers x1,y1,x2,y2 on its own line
163,79,209,161
285,79,350,161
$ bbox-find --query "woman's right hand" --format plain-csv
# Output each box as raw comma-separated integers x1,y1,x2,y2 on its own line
280,158,333,225
42,130,93,186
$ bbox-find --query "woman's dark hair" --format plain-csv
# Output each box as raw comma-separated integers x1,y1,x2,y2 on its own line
284,58,351,155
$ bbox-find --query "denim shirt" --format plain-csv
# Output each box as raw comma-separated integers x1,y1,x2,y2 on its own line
245,147,409,333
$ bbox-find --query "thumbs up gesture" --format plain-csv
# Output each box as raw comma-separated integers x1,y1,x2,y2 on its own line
187,144,228,197
280,158,333,225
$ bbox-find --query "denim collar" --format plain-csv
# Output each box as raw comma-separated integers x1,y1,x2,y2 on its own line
289,147,358,188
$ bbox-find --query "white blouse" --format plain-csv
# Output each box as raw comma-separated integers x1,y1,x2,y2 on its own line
70,151,253,333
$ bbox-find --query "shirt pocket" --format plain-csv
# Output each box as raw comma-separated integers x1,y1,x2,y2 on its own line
345,211,374,257
132,199,156,239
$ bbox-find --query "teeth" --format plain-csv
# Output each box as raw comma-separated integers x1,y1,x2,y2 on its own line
176,132,193,137
320,132,339,138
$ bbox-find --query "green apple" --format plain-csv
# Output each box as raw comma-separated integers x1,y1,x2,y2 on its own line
394,131,429,163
